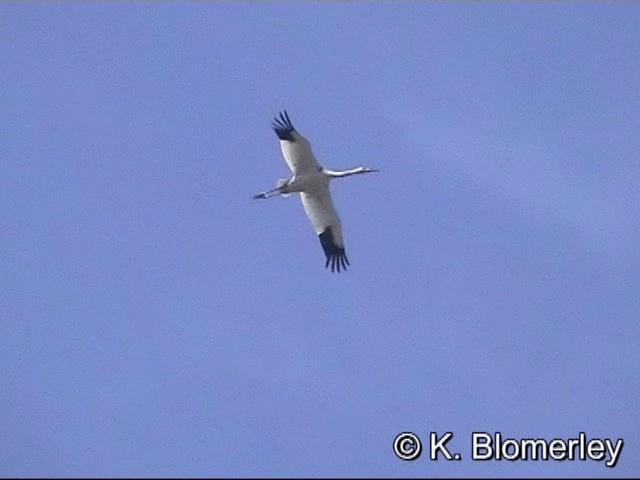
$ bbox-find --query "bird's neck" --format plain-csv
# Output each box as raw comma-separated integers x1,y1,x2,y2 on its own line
324,167,365,178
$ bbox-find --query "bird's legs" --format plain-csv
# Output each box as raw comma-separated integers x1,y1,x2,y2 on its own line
252,186,284,199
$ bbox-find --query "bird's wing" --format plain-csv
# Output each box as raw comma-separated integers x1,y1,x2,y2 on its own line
272,111,321,175
300,187,350,273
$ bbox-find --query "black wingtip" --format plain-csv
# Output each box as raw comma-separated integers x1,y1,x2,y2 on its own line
272,110,296,141
319,227,349,273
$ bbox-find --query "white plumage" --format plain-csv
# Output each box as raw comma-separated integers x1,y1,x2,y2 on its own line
278,127,321,175
254,111,378,273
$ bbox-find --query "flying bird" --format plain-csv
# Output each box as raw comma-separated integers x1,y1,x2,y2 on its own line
253,111,379,272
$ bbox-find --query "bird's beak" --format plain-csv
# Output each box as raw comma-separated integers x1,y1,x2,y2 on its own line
368,168,380,173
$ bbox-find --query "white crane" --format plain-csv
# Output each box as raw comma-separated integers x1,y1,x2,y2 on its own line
253,111,379,273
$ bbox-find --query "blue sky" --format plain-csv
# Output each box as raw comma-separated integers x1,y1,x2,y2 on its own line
2,3,638,477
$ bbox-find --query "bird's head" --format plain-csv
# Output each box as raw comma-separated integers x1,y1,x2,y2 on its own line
360,167,380,174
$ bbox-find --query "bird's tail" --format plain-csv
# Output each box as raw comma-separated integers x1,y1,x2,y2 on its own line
277,179,291,197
